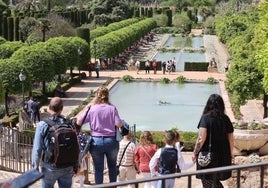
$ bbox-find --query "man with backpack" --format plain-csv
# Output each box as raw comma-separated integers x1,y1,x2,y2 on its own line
32,97,79,188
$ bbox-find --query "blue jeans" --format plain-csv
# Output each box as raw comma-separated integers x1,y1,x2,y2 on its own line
41,165,73,188
90,136,119,184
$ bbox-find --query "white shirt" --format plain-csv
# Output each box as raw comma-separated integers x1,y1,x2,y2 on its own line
149,144,195,176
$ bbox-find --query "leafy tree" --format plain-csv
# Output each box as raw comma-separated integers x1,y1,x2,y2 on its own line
70,37,90,73
10,44,54,94
19,17,38,42
15,0,40,16
172,13,191,32
214,2,267,118
89,0,133,27
175,0,190,14
46,36,80,78
0,41,26,59
0,58,25,116
153,14,168,27
34,41,67,80
25,14,75,44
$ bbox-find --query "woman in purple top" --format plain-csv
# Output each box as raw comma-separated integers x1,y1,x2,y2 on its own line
76,87,123,185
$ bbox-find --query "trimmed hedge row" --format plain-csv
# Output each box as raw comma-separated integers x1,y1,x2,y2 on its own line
184,62,209,71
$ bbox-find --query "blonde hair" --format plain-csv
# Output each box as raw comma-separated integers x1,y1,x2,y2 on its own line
139,131,154,146
95,87,109,104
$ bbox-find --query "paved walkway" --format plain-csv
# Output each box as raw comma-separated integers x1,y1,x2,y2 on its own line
0,30,264,187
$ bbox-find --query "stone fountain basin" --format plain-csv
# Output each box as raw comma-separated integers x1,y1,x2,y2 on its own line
234,129,268,151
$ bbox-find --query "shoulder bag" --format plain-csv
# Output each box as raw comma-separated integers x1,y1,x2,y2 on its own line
197,125,213,167
117,142,131,175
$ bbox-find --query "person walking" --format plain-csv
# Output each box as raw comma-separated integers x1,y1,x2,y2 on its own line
27,96,34,119
161,61,166,75
149,131,194,188
152,60,158,74
76,87,123,185
145,60,150,74
192,94,234,188
134,131,158,188
87,61,93,77
95,61,100,78
135,60,140,74
31,98,40,125
31,97,76,188
117,123,137,188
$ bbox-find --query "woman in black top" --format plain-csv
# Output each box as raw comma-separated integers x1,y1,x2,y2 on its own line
193,94,234,188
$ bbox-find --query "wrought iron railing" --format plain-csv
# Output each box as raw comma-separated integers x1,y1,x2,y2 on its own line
90,161,268,188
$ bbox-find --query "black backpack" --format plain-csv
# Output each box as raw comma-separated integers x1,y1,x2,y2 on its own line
43,117,79,168
158,147,179,174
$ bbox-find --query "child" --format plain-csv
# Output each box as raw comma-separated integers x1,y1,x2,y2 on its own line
149,130,195,188
134,131,158,188
117,123,137,188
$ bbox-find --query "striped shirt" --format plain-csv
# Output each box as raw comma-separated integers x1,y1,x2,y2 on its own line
117,140,136,166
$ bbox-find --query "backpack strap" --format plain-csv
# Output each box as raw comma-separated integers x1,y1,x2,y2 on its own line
42,116,67,139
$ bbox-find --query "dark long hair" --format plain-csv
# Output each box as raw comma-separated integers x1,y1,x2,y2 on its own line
202,94,225,117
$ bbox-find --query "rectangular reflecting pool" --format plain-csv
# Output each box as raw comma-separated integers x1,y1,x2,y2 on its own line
110,81,221,132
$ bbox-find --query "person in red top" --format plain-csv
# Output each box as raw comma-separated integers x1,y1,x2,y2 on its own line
152,60,158,74
134,131,158,188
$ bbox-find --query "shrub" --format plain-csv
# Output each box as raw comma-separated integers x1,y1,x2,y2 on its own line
122,75,134,83
206,77,217,84
160,77,170,84
176,76,186,84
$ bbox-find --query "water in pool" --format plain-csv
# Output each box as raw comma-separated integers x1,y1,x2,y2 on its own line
109,81,220,132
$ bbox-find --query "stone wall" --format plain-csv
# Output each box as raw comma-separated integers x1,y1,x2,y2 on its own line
226,155,268,188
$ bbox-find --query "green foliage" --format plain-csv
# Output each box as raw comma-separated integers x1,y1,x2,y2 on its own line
19,17,38,42
152,27,184,34
90,18,157,59
206,77,217,84
122,75,134,83
176,76,186,84
160,77,170,84
0,105,5,118
0,41,26,59
0,58,25,94
0,36,6,44
46,80,58,96
11,44,54,84
26,13,76,43
89,0,133,27
153,14,168,27
172,13,192,33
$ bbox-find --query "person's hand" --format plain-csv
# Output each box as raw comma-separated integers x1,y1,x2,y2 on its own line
192,154,197,162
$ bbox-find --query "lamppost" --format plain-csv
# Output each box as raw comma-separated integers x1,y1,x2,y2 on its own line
93,40,97,63
19,70,26,106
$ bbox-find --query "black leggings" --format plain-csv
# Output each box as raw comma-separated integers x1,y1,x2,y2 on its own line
201,179,224,188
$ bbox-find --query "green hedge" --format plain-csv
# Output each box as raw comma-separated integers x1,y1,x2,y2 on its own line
184,62,209,71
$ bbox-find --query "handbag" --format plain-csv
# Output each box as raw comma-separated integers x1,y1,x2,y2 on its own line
198,125,213,167
117,142,131,175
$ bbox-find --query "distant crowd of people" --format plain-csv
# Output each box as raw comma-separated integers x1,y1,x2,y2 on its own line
132,57,177,75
